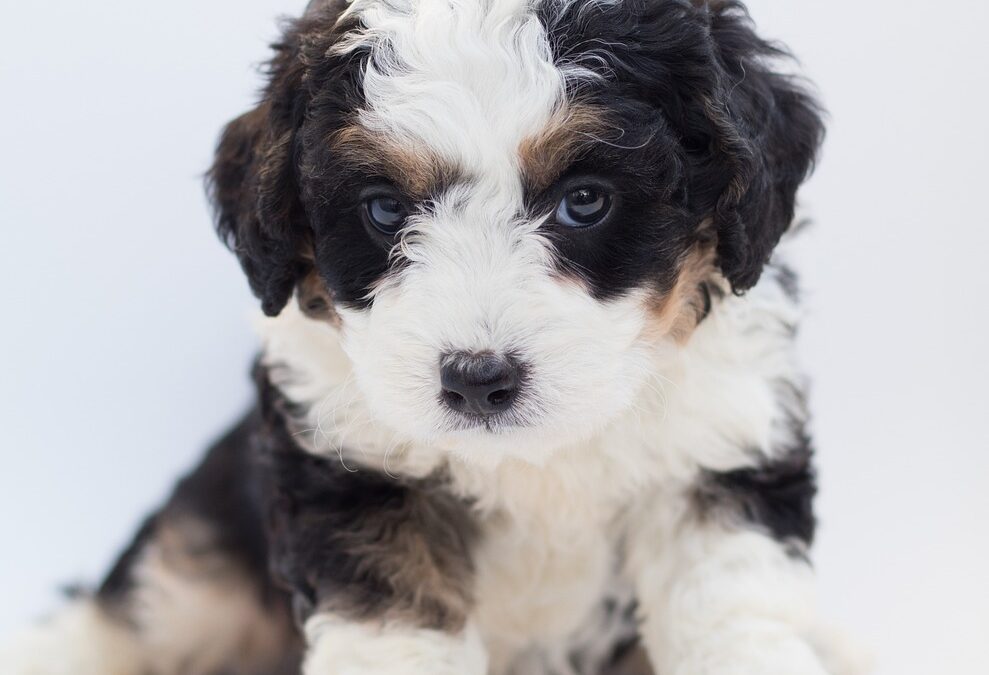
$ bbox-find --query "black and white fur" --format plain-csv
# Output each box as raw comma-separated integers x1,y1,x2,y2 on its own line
0,1,862,673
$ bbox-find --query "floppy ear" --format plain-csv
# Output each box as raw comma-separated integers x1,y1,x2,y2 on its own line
692,1,825,292
207,27,311,317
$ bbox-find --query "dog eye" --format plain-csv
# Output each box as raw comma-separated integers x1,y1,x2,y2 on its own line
364,196,408,235
555,187,613,228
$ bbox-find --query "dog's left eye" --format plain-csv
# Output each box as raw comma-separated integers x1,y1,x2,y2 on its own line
364,196,408,235
555,187,613,228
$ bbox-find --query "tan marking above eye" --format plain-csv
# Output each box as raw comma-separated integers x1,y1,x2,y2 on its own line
517,104,611,193
329,125,458,198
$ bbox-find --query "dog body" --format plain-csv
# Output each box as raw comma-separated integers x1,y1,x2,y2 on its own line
0,0,854,673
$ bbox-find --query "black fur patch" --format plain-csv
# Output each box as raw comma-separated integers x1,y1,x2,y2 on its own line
700,450,817,545
697,397,817,546
207,0,385,315
254,364,479,631
535,0,824,297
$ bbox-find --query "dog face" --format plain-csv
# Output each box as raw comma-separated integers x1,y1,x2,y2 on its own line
209,0,822,458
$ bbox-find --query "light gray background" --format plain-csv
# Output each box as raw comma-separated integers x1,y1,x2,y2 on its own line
1,1,987,673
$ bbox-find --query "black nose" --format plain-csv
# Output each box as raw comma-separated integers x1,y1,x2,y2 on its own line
440,353,520,416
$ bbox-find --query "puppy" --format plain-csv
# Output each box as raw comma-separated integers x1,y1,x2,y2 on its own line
0,0,855,673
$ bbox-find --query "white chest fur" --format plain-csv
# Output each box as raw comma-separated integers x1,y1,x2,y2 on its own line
446,451,651,675
473,508,616,673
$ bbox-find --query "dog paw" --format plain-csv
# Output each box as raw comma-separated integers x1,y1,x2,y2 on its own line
667,635,835,675
303,616,488,675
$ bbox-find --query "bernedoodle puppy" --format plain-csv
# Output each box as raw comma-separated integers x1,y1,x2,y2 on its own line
1,1,863,673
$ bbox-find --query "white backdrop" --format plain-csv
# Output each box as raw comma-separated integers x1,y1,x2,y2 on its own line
1,1,987,673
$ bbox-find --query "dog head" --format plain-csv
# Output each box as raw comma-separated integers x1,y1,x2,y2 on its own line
209,0,823,459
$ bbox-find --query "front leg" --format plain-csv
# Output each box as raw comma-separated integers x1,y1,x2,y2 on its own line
302,615,487,675
258,386,485,674
632,520,829,675
628,457,846,675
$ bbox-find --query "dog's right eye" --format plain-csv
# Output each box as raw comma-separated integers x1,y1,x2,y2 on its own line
555,187,613,228
364,196,408,236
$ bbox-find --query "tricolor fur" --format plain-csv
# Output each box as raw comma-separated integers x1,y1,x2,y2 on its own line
0,1,864,674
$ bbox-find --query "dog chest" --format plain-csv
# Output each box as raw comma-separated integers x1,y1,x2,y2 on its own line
471,508,637,674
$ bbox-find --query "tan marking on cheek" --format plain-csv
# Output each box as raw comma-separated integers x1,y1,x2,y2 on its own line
519,104,611,192
645,243,719,344
296,270,340,326
330,125,456,197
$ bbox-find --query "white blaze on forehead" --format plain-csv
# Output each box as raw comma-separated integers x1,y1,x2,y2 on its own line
339,0,565,186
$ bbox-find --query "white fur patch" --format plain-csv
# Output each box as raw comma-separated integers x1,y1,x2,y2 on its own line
627,492,832,675
340,0,567,182
303,615,487,675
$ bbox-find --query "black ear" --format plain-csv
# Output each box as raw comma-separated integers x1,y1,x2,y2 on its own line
694,1,825,292
207,26,311,317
